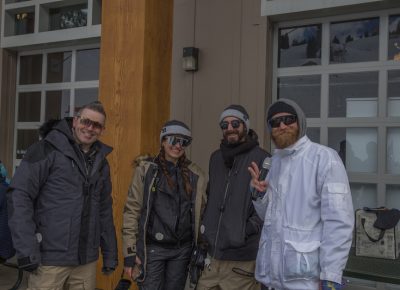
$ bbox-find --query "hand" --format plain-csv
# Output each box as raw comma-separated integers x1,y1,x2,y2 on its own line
320,280,343,290
102,267,115,275
248,161,268,193
124,256,143,280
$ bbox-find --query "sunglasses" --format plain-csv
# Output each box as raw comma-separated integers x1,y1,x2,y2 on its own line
220,119,242,130
166,135,192,147
78,116,104,130
268,115,297,128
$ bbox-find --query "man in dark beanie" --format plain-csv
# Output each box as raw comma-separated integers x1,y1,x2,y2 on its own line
198,104,270,290
249,99,354,290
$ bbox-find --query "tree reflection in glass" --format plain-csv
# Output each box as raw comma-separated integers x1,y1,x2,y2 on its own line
330,18,379,64
278,24,321,67
389,15,400,61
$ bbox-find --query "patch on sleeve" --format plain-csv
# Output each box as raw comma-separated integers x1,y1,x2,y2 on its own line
327,182,349,194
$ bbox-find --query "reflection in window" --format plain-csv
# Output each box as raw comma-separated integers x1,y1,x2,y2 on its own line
328,128,377,173
18,92,41,122
16,130,39,159
14,11,34,35
46,52,72,83
75,49,100,81
74,88,98,114
306,128,320,144
389,15,400,61
278,24,321,67
350,183,377,211
388,70,400,117
329,72,378,117
330,18,379,64
278,75,321,118
19,54,43,85
49,4,88,31
387,128,400,174
45,90,70,121
386,185,400,212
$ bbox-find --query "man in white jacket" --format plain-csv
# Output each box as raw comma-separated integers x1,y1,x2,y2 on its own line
248,99,354,290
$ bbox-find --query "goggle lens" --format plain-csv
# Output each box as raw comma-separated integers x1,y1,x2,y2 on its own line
79,117,104,130
166,136,192,147
268,115,297,128
219,120,242,130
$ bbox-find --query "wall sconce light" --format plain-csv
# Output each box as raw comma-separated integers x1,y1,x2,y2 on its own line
182,47,199,71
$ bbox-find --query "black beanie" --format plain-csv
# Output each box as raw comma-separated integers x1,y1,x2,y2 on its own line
267,101,297,121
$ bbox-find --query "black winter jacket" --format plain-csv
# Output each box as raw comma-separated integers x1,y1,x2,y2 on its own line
201,140,270,261
7,118,118,268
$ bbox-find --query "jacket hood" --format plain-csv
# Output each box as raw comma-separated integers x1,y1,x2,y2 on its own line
39,118,75,141
266,98,307,139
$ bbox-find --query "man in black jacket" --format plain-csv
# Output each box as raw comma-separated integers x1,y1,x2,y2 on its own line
7,101,118,289
198,104,270,290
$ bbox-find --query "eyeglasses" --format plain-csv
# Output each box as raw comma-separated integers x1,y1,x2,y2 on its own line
166,135,192,147
77,116,104,130
219,119,242,130
268,115,297,128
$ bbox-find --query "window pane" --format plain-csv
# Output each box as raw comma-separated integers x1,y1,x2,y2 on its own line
350,183,377,211
75,49,100,81
45,90,70,121
49,4,88,31
329,72,378,117
388,15,400,61
278,24,321,67
74,88,98,114
330,18,379,64
328,128,377,173
278,75,321,118
14,11,35,35
307,127,320,143
19,54,43,85
46,52,72,83
388,70,400,117
16,129,39,159
18,92,41,122
386,185,400,210
387,128,400,174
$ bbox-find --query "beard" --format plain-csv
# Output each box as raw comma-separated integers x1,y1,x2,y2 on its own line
272,127,299,149
223,128,246,145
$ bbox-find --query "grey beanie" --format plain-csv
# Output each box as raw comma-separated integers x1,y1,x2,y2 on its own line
219,104,250,129
266,98,307,139
160,120,192,142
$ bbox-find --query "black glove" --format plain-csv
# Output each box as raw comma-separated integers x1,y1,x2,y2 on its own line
102,267,115,275
18,257,39,273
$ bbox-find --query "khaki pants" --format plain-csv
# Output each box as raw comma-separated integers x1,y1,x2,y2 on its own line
27,261,97,290
197,258,260,290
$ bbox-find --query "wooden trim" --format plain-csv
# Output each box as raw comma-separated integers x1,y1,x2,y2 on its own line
0,49,17,174
97,0,173,289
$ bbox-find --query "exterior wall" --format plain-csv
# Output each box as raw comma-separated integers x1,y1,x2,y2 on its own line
171,0,269,172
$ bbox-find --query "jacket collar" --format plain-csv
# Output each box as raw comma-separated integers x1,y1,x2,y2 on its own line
273,135,310,157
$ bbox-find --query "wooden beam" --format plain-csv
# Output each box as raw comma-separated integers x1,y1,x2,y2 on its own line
97,0,173,289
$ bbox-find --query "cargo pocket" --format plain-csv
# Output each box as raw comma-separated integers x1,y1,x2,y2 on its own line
283,240,320,281
256,225,271,277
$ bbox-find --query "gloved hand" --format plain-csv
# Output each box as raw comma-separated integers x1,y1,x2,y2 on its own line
18,257,39,273
320,280,344,290
102,267,115,275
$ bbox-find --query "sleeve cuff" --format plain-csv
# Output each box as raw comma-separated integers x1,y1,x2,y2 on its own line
124,256,135,267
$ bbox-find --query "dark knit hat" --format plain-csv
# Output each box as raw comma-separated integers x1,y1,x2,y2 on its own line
267,101,297,121
219,104,250,129
160,120,192,142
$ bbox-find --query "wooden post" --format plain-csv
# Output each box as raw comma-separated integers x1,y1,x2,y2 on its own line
97,0,173,288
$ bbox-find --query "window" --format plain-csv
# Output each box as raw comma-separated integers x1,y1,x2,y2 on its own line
14,45,100,168
274,10,400,289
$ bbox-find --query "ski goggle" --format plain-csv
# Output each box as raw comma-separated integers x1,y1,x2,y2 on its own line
268,115,297,128
219,119,242,130
166,135,192,147
77,116,105,130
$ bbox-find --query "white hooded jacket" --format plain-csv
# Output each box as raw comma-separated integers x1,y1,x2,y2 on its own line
254,99,354,290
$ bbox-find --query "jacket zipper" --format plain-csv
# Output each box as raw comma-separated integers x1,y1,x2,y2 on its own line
213,159,235,257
